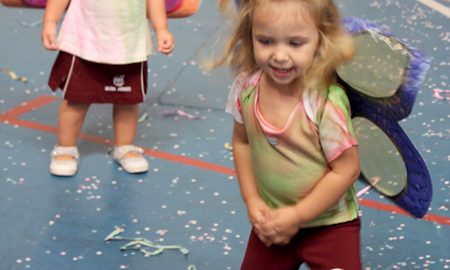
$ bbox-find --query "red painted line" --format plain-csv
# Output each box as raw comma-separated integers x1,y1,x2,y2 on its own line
359,199,450,225
0,96,57,118
143,148,236,175
2,117,58,134
1,96,449,226
2,117,235,175
0,96,237,175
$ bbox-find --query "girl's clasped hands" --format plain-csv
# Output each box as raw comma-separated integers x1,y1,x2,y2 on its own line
248,196,302,247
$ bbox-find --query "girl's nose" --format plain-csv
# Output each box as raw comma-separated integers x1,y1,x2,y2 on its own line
272,47,288,62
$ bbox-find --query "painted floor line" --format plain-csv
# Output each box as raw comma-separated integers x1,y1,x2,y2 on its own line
1,96,449,225
0,95,57,118
0,96,236,175
418,0,450,18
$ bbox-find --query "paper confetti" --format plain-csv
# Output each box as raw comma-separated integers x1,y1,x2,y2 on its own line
163,108,204,119
104,226,189,257
357,177,381,197
0,68,28,82
432,88,450,101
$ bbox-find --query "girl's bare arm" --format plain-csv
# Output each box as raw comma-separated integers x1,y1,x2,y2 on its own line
232,122,271,225
43,0,70,24
294,146,360,224
147,0,168,32
41,0,70,50
147,0,174,54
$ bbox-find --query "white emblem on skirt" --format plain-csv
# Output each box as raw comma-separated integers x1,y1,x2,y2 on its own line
105,75,131,92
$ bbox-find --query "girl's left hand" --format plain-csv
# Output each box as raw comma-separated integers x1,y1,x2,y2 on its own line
156,29,175,54
41,21,58,50
254,206,302,246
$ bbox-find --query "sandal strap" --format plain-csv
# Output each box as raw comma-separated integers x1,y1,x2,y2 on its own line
51,146,79,159
113,145,144,159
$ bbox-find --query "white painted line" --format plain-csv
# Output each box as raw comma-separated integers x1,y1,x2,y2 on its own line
418,0,450,18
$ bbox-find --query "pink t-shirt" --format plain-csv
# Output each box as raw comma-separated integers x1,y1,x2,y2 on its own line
57,0,152,64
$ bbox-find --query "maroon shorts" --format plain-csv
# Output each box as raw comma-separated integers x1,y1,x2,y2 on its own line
48,51,148,104
241,218,362,270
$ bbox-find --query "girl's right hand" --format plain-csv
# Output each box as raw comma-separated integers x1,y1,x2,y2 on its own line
254,205,302,246
246,195,271,226
41,21,58,50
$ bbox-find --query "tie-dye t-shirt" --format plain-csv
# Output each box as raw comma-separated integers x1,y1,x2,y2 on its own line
226,71,359,228
57,0,152,64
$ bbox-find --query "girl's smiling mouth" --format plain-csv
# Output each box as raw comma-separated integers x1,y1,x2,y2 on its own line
270,65,295,78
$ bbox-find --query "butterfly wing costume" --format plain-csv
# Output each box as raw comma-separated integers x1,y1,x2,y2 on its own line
338,17,432,218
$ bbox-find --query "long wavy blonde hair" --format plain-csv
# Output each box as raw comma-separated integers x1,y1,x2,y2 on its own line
216,0,354,92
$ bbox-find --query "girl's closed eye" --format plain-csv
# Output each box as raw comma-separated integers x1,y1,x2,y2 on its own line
257,38,273,46
289,40,305,47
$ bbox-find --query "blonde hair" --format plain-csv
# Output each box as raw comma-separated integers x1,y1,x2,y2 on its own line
216,0,354,92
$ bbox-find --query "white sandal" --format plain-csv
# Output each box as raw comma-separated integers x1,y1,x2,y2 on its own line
49,146,79,176
113,145,148,173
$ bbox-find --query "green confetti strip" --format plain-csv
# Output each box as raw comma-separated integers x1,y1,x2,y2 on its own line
138,112,148,123
103,226,124,241
104,226,190,257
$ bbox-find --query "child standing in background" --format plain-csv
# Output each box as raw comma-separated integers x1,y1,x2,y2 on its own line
217,0,361,269
42,0,174,176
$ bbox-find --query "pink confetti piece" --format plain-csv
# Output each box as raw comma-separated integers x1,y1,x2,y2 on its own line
432,88,450,101
163,109,204,119
156,229,168,236
357,177,381,197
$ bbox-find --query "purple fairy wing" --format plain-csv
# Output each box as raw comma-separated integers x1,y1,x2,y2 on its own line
339,17,430,120
337,17,432,218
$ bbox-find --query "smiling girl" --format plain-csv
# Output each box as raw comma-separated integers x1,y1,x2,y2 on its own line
217,0,361,269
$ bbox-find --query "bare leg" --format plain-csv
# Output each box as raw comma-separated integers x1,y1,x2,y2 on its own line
57,99,90,159
112,103,148,173
113,103,139,149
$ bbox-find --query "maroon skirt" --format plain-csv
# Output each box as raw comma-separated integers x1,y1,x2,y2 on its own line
48,51,148,104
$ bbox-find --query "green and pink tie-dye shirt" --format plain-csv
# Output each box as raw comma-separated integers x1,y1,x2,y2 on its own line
57,0,152,64
226,71,359,228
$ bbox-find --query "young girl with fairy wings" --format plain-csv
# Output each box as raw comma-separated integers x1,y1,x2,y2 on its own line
217,0,361,269
42,0,174,176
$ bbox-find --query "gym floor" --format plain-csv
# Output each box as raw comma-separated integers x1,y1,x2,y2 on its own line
0,1,449,269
